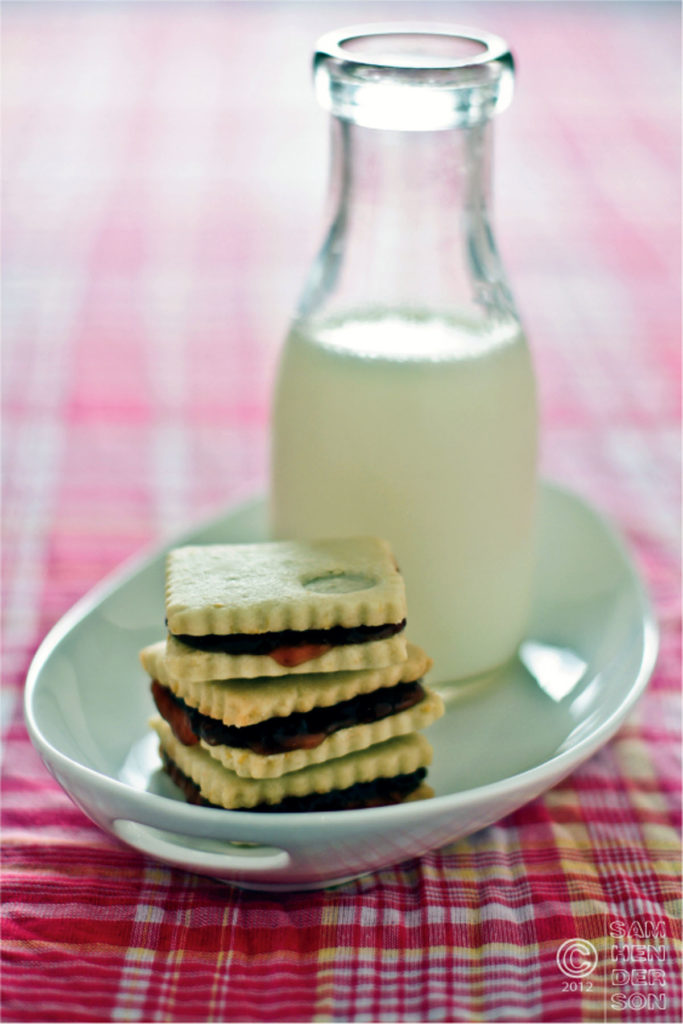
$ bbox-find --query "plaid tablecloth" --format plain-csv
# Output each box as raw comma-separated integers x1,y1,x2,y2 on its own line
2,2,681,1022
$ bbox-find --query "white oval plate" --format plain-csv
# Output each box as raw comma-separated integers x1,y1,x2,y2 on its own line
25,482,658,891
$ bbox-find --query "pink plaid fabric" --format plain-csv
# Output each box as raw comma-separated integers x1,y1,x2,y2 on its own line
2,3,680,1022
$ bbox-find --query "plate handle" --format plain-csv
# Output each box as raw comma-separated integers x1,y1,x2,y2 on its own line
113,818,292,874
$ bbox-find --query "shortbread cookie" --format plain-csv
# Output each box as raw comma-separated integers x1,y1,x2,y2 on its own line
153,717,433,810
141,640,432,727
165,632,407,681
162,751,434,811
164,538,407,677
199,689,444,779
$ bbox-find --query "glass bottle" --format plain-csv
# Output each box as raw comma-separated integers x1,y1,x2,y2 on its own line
270,24,538,684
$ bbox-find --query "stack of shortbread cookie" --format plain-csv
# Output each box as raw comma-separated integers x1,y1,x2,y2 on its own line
141,537,443,812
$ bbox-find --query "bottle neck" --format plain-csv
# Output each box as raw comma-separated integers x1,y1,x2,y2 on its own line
299,117,516,326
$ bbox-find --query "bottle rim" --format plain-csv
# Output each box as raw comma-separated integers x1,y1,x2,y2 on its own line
314,22,511,73
313,22,515,130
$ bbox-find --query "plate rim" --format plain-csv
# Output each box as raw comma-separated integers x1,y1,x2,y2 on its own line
24,479,660,833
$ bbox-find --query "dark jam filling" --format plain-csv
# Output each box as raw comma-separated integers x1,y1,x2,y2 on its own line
152,678,425,756
170,619,406,655
160,750,426,812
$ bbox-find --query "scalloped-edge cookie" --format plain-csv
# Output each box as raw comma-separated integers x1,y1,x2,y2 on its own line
164,632,408,682
141,640,431,726
152,717,432,809
165,538,406,636
201,689,444,778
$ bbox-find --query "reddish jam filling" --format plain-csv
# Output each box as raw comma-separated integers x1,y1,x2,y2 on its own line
170,619,406,664
152,678,425,756
268,643,332,667
151,682,199,746
160,750,426,812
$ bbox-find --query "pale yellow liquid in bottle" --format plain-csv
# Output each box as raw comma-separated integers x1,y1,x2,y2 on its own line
270,309,537,683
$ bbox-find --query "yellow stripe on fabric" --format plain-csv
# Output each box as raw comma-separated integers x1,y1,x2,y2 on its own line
612,735,661,777
312,901,338,1021
469,944,488,1022
118,947,157,960
417,852,609,883
441,828,681,860
626,789,675,813
113,867,169,1022
640,822,682,848
315,944,544,961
